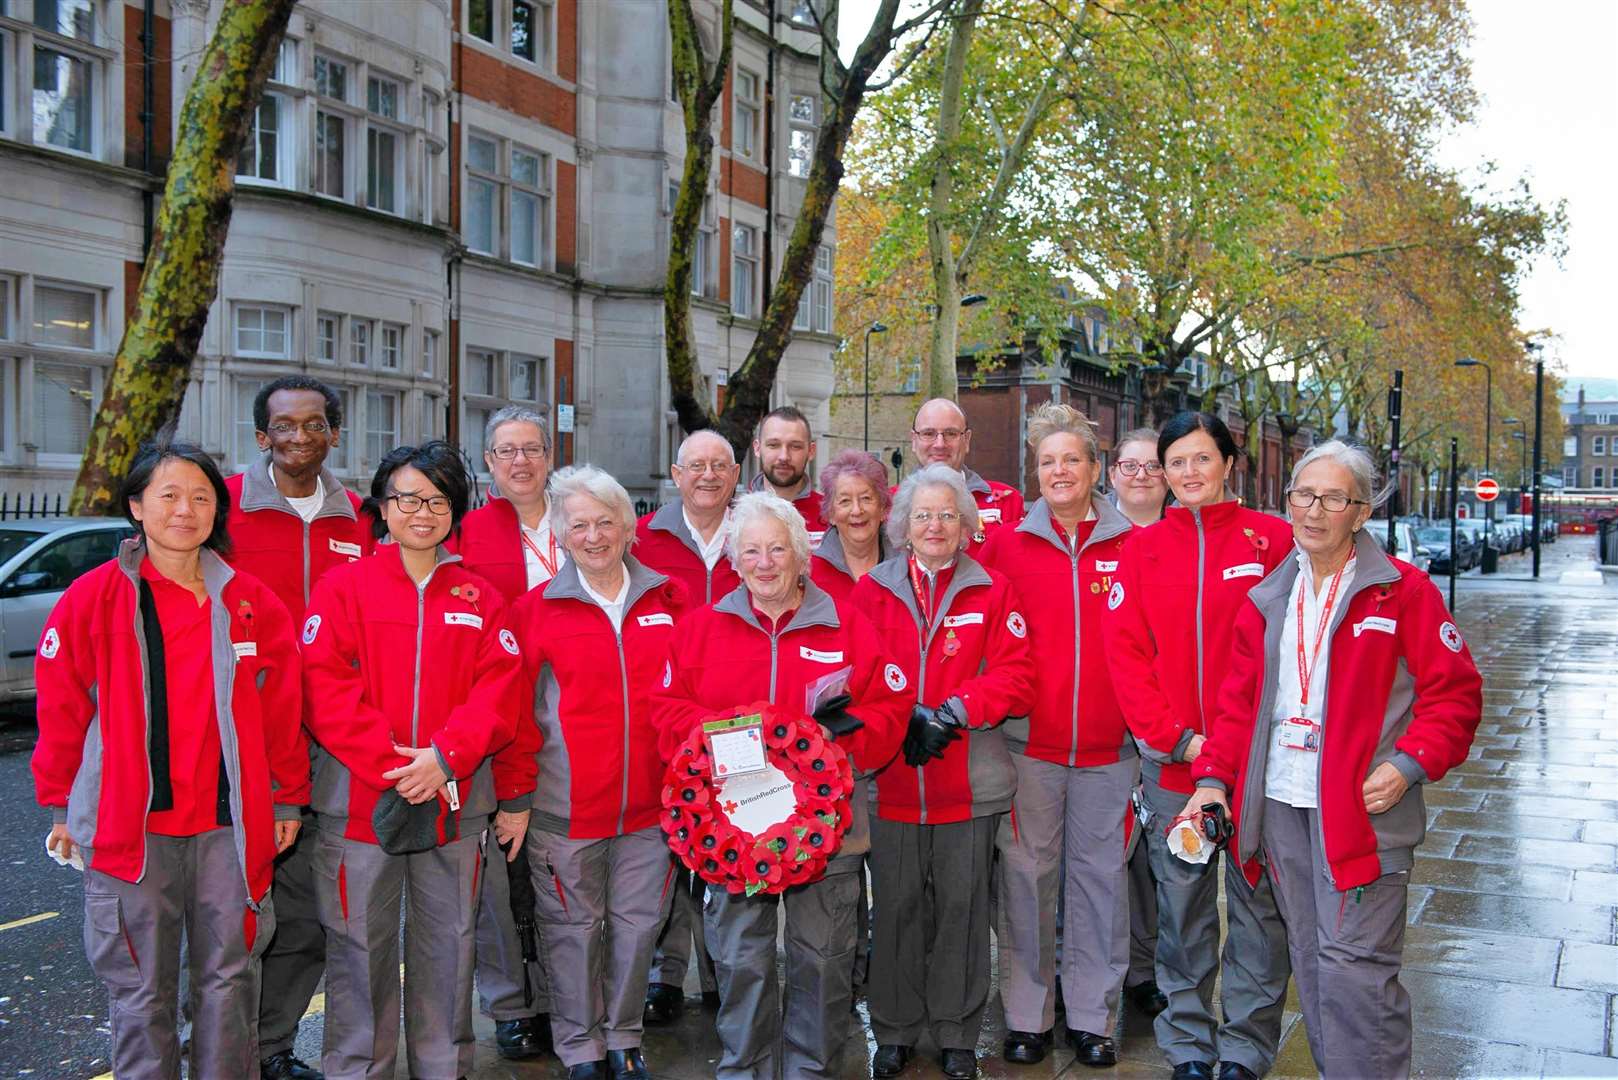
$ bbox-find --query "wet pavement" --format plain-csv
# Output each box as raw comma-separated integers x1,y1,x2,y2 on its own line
0,538,1612,1078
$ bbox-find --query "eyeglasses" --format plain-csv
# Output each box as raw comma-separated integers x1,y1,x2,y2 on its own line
676,460,733,475
913,428,967,443
909,510,960,526
1115,459,1164,477
1286,490,1367,513
267,421,331,436
387,492,453,515
489,444,546,461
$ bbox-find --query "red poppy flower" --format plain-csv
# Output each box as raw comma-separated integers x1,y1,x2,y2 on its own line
764,716,796,750
790,728,827,760
451,584,481,609
749,844,785,888
236,599,255,622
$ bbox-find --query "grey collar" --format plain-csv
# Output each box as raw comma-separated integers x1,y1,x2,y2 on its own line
647,497,727,560
542,554,667,611
1017,496,1132,555
713,577,841,635
814,525,886,576
746,473,812,502
117,537,236,600
1247,528,1401,620
867,550,993,638
961,467,991,495
238,454,356,521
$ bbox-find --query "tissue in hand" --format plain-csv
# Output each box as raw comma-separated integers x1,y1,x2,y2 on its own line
45,834,85,872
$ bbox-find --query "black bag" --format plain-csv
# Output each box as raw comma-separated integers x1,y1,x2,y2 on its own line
372,790,457,855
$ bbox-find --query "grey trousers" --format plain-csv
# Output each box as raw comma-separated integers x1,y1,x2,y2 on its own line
1141,774,1289,1073
649,864,718,992
1127,817,1160,987
313,825,482,1080
82,829,270,1080
1264,799,1412,1080
998,755,1136,1035
867,815,997,1051
705,860,862,1079
258,809,325,1057
528,825,675,1066
475,829,551,1021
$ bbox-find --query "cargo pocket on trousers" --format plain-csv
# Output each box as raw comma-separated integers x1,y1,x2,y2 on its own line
83,893,143,991
248,897,278,961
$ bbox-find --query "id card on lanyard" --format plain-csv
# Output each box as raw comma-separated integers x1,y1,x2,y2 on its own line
521,527,560,581
1286,563,1345,754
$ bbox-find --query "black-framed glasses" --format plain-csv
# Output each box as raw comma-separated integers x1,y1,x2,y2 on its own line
387,492,453,515
912,427,968,443
489,444,546,461
1286,489,1367,513
1115,459,1164,477
266,420,331,436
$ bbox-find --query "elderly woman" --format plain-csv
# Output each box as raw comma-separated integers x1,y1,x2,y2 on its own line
1103,412,1294,1080
1188,442,1481,1080
499,465,689,1080
652,491,908,1079
810,449,890,603
978,403,1136,1067
856,464,1036,1080
33,440,306,1080
1111,426,1169,527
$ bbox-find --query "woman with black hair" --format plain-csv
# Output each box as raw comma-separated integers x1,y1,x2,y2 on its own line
1103,413,1294,1080
300,440,528,1080
32,439,308,1079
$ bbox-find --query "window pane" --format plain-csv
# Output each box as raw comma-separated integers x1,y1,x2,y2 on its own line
33,47,92,152
512,190,537,265
367,77,397,119
365,391,398,467
422,330,438,375
465,406,491,465
0,282,9,339
813,278,831,332
381,325,401,368
510,356,537,400
262,308,287,354
789,94,815,123
511,149,540,187
315,55,346,100
794,289,811,330
317,314,338,362
421,394,440,439
238,94,280,180
35,286,95,348
512,0,535,60
466,177,496,255
788,128,813,178
350,321,370,365
34,0,94,41
469,0,494,42
465,350,496,396
316,112,345,196
367,127,397,212
34,362,93,455
234,378,267,463
468,135,498,173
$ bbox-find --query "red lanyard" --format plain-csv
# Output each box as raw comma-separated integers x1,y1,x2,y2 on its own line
1295,563,1346,707
908,555,942,624
521,527,560,581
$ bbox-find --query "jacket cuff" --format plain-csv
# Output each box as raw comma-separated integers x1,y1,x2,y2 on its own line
1170,727,1196,763
273,802,305,821
432,744,457,781
942,696,968,727
497,796,531,813
1194,777,1228,793
1390,751,1428,787
51,805,68,825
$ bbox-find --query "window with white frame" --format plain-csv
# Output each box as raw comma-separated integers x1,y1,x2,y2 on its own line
1595,435,1607,456
365,389,399,466
234,304,289,358
1563,465,1577,486
466,135,552,266
34,359,97,455
465,404,493,465
1565,435,1577,457
465,348,497,397
509,353,540,401
735,68,760,160
811,246,832,332
666,180,714,298
0,27,10,138
421,393,441,439
512,0,553,67
380,323,403,369
465,134,499,256
34,284,96,349
316,312,339,362
239,39,297,185
422,329,439,376
33,45,94,153
789,0,821,26
232,377,268,465
366,74,402,213
468,0,494,43
1595,466,1605,488
348,318,371,366
0,276,11,339
510,146,550,266
731,223,758,318
463,348,548,468
313,54,349,198
787,92,816,179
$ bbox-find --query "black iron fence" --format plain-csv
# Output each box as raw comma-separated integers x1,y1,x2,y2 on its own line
0,493,69,520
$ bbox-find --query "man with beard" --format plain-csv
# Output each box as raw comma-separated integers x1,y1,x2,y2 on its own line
226,376,371,1080
747,406,825,539
908,398,1024,555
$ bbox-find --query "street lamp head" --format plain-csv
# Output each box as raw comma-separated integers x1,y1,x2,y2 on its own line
869,321,889,334
960,294,989,307
1454,357,1479,368
1510,431,1526,440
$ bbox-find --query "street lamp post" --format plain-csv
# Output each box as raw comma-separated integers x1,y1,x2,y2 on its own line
1504,417,1526,505
863,322,889,451
1455,357,1494,570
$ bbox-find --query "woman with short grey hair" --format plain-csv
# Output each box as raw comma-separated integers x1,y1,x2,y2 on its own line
1287,440,1386,508
885,464,980,551
547,465,639,542
725,490,814,569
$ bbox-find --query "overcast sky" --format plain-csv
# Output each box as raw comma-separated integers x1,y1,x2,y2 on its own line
836,0,1617,379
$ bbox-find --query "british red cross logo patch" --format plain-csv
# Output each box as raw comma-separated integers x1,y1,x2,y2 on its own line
1439,621,1463,653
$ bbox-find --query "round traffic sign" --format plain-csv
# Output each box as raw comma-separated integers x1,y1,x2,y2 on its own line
1476,477,1500,502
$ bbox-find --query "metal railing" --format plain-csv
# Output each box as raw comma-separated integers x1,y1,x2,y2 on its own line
0,493,69,520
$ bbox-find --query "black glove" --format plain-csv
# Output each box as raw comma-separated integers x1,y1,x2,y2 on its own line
812,693,864,740
903,702,962,767
1198,801,1234,850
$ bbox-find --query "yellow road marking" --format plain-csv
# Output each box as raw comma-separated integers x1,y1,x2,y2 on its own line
0,911,58,932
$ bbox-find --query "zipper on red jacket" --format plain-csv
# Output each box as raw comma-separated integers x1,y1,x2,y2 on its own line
615,626,632,835
1193,508,1207,731
411,575,428,744
302,520,311,607
1069,541,1081,767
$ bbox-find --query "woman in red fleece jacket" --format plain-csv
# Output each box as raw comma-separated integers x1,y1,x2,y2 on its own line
856,464,1036,1080
33,440,307,1080
301,441,525,1080
1187,442,1481,1080
1102,412,1294,1080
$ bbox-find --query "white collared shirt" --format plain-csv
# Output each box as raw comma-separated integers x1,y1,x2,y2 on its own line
273,466,324,523
520,517,563,591
684,508,729,571
581,569,631,633
1266,553,1357,809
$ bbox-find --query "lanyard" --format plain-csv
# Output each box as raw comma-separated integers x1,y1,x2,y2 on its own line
521,527,560,581
908,554,943,625
1295,564,1345,707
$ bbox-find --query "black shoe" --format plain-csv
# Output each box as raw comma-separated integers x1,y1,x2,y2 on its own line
1218,1064,1259,1080
567,1063,608,1080
260,1052,322,1080
642,982,683,1025
607,1048,650,1079
1172,1064,1215,1080
495,1016,550,1060
1068,1030,1117,1068
1125,979,1169,1016
941,1048,978,1079
872,1044,914,1077
701,989,722,1010
1002,1030,1049,1065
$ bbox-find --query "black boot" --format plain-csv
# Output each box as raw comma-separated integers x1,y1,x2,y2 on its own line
642,982,683,1024
1002,1029,1049,1064
495,1015,550,1060
260,1052,322,1080
872,1044,913,1077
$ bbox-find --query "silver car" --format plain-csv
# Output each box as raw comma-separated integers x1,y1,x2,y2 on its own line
0,518,136,700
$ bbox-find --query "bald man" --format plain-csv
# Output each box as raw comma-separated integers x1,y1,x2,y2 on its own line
908,398,1025,554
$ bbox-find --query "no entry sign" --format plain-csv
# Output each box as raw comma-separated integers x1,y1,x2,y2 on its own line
1476,477,1500,502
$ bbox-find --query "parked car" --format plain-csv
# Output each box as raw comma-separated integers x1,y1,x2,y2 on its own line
0,518,135,701
1370,521,1430,574
1455,519,1490,563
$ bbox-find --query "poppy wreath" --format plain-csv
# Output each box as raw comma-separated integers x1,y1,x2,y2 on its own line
661,700,856,896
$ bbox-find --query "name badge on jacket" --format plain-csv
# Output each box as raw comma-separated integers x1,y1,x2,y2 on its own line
1222,563,1265,580
637,612,674,627
444,612,483,629
1354,616,1397,637
329,539,363,558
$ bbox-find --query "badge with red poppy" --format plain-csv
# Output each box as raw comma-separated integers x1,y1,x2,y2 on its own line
661,700,855,896
1242,526,1271,553
450,583,481,610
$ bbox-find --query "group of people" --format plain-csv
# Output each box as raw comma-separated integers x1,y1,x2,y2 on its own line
32,375,1483,1080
